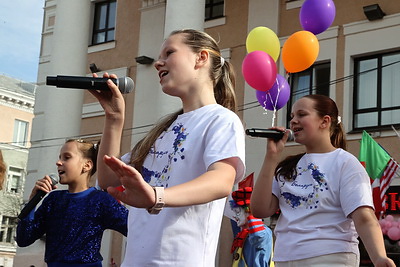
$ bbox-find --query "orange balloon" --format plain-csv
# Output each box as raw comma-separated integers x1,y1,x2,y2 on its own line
282,31,319,73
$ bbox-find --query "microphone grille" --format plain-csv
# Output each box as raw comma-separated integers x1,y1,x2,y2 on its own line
48,173,59,186
119,77,135,94
287,129,295,142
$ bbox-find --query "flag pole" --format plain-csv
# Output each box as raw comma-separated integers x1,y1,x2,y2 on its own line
391,125,400,139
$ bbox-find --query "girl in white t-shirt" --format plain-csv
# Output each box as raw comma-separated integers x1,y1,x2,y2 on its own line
251,95,394,267
89,29,245,266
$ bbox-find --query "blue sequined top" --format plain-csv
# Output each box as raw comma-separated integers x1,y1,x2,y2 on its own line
17,187,128,266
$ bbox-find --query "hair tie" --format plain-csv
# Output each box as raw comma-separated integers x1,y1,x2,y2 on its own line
93,143,98,150
337,115,341,125
220,57,225,67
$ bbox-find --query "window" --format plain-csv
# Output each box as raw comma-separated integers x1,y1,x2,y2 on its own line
7,167,23,194
205,0,224,21
0,216,17,244
13,119,29,147
353,51,400,131
92,0,116,45
287,62,331,123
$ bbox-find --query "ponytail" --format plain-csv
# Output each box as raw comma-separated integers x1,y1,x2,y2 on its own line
214,61,237,112
67,139,99,176
129,110,183,173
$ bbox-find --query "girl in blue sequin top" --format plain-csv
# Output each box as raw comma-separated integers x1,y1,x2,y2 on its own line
16,139,128,267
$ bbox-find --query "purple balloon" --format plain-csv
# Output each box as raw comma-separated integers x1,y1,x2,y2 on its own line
256,74,290,111
300,0,336,35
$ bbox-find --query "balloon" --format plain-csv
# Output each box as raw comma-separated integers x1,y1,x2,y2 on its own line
300,0,336,35
387,227,400,241
386,215,394,221
242,51,277,91
246,27,281,62
282,31,319,73
256,74,290,111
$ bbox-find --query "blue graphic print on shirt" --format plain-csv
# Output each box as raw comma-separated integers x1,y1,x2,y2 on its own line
281,162,329,210
142,123,188,187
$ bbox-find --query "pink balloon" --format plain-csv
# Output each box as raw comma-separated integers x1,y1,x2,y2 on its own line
242,51,277,91
386,215,394,221
387,227,400,241
382,227,388,235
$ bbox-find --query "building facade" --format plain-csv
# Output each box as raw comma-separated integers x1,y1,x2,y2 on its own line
0,75,35,267
15,0,400,266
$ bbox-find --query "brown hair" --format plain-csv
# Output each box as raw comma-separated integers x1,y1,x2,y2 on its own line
66,139,99,176
275,94,346,181
0,150,6,190
130,29,237,172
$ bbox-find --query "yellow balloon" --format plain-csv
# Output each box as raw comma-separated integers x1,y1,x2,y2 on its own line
281,31,319,73
246,26,280,62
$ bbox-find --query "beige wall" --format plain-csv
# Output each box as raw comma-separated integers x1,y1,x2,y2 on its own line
0,105,34,146
84,0,141,157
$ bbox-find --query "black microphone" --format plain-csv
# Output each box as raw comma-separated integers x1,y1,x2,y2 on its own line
18,174,59,220
245,128,294,141
46,75,134,94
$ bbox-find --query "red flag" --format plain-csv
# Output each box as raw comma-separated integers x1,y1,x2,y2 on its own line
239,173,254,188
379,159,399,212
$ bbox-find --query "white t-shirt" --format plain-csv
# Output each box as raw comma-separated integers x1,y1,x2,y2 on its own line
121,104,246,267
272,149,373,262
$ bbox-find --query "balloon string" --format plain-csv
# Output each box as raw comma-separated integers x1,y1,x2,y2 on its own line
262,96,276,127
272,110,276,127
267,77,281,127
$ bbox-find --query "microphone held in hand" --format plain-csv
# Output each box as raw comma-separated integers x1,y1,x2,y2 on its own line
46,75,134,94
18,174,59,220
245,128,294,141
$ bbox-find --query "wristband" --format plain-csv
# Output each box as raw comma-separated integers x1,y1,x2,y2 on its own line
147,187,164,214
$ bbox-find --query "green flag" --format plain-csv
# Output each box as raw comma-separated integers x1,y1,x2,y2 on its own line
359,131,390,179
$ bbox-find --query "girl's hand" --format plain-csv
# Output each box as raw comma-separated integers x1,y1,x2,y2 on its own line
103,155,156,209
265,127,289,159
87,72,125,120
30,175,57,200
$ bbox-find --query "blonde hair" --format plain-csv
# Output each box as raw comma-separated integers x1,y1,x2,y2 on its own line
130,29,237,172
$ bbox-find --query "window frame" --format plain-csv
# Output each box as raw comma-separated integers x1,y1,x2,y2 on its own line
13,119,29,147
91,0,117,46
352,51,400,132
286,62,331,125
0,216,17,244
205,0,224,21
7,166,24,194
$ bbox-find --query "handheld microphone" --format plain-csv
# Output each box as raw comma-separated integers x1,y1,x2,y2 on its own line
245,128,294,141
18,174,59,220
46,75,134,94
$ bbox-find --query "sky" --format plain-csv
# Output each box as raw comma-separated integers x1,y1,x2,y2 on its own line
0,0,44,83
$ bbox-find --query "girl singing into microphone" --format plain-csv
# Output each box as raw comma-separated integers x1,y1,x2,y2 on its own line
16,139,128,267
